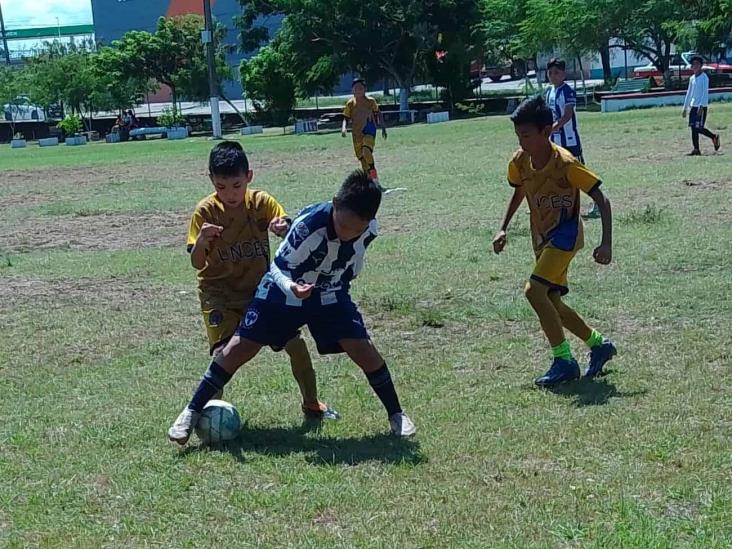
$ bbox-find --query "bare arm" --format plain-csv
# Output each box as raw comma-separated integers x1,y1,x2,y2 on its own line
588,187,613,264
493,186,526,254
341,117,348,137
190,239,209,270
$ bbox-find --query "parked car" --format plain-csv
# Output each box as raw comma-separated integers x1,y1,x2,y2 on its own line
3,96,46,122
471,58,536,82
633,52,732,79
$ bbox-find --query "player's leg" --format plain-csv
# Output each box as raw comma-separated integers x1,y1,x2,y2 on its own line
353,134,368,170
527,248,581,386
168,335,263,445
689,109,701,155
169,300,299,445
548,292,616,378
308,300,415,436
283,334,339,420
203,308,244,398
361,134,378,180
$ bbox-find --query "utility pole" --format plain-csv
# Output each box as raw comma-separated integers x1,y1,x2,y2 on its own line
0,1,11,65
203,0,222,139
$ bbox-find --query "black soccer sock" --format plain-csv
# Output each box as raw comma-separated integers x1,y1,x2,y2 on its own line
365,363,402,417
692,128,700,150
188,361,233,413
698,128,715,140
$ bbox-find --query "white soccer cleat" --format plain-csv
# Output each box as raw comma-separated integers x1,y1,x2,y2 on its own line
389,412,417,437
168,407,200,446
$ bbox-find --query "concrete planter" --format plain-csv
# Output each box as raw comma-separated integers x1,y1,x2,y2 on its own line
39,137,60,147
427,111,450,124
241,125,264,135
106,133,121,144
10,139,27,149
166,127,188,140
66,136,88,146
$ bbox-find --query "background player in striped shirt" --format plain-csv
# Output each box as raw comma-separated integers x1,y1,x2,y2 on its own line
169,170,416,444
545,58,599,219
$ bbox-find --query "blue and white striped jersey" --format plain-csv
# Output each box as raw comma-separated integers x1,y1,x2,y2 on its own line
255,202,378,307
546,83,582,150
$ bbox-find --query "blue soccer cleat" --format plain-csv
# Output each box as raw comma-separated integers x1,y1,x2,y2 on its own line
585,339,617,379
535,358,581,387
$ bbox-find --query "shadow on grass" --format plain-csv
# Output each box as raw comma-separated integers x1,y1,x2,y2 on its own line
178,418,426,466
546,376,647,407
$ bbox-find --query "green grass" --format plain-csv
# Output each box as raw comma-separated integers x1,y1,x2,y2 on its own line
1,104,731,547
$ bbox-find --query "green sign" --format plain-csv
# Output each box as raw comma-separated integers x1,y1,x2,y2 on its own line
3,25,94,41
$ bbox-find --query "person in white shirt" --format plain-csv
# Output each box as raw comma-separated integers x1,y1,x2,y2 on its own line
682,56,721,156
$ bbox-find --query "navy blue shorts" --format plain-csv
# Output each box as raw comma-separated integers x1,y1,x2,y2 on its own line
236,298,369,355
689,107,707,129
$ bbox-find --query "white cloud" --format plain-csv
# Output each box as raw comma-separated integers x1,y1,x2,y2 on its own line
3,0,93,29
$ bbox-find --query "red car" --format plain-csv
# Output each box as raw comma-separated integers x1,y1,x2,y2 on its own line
634,52,732,79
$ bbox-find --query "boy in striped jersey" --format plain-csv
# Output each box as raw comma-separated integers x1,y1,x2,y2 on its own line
169,170,416,445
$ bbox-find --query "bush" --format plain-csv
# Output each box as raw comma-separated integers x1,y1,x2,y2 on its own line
57,114,83,137
158,107,185,128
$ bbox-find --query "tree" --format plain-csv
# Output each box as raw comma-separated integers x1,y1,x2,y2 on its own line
238,0,483,118
0,65,29,137
97,15,232,118
240,35,298,126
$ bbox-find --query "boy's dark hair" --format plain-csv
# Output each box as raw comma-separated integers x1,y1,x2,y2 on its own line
547,58,566,71
510,95,554,129
352,78,367,88
209,141,250,176
690,55,704,66
334,170,382,220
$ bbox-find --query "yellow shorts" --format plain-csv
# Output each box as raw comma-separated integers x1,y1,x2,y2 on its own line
531,247,578,296
202,308,244,353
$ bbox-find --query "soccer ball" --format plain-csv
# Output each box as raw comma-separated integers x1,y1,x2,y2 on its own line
194,400,241,445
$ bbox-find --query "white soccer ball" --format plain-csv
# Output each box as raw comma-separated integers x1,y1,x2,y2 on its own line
194,400,241,445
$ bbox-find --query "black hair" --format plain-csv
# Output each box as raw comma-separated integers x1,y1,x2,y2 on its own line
690,55,704,66
547,58,566,71
209,141,250,177
334,170,382,220
352,78,367,88
510,95,554,129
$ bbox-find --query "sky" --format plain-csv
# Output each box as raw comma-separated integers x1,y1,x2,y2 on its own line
2,0,94,30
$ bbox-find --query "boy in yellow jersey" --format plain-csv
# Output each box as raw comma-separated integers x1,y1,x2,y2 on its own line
493,96,617,386
342,78,389,189
187,141,337,419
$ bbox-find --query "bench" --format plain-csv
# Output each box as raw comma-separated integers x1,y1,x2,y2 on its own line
427,111,450,124
128,126,188,140
241,125,263,136
611,79,651,93
295,119,319,134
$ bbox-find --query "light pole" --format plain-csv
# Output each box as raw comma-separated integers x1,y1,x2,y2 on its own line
0,0,11,65
203,0,222,139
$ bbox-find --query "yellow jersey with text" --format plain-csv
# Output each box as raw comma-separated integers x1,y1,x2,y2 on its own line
187,190,286,309
508,143,601,254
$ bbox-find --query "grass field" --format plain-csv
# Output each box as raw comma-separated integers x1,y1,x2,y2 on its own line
1,104,731,548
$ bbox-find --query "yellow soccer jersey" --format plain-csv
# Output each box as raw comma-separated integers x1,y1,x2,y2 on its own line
187,190,286,309
343,96,380,136
508,143,601,254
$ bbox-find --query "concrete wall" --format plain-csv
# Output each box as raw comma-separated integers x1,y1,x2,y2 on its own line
602,88,732,113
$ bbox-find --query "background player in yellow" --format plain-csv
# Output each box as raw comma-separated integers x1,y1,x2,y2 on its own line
342,78,389,191
187,141,338,420
492,96,617,386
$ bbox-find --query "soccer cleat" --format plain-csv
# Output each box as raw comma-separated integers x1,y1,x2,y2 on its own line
686,149,702,156
534,358,581,387
585,339,617,379
168,407,200,446
389,412,417,437
302,400,340,421
713,134,721,152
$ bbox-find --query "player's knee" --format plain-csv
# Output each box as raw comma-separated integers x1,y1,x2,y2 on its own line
524,280,547,303
220,336,260,371
285,338,312,366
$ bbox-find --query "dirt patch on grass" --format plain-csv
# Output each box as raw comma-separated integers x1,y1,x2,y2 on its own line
3,210,188,253
0,275,186,309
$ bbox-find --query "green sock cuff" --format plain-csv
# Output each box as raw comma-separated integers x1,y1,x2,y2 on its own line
586,329,604,349
552,340,572,360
